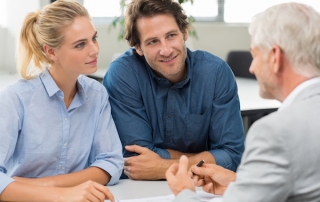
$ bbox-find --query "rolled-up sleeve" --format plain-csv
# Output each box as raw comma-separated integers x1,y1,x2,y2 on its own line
89,88,124,185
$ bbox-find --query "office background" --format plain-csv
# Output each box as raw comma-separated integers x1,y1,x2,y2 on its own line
1,0,319,73
0,0,256,73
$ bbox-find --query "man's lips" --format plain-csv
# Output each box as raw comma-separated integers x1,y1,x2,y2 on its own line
160,55,178,63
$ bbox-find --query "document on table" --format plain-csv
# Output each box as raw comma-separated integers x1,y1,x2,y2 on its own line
115,190,223,202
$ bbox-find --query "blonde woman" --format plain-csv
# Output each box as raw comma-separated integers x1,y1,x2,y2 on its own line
0,0,123,201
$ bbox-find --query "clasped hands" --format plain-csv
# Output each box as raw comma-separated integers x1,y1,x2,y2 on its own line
124,145,168,180
166,155,236,196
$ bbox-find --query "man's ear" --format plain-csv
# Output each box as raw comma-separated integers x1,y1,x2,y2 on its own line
135,45,144,56
183,29,188,42
270,45,283,74
43,44,57,61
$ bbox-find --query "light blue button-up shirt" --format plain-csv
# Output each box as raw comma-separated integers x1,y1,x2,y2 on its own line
0,71,123,194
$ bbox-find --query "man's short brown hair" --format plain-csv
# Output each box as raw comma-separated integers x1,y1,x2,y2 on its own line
125,0,189,47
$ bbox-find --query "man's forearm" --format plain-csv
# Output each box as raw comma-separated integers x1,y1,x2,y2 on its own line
167,149,216,166
188,151,216,165
156,158,179,179
153,153,216,180
167,149,195,159
124,145,217,180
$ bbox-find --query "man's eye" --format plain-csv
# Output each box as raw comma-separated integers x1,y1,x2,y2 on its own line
148,40,156,45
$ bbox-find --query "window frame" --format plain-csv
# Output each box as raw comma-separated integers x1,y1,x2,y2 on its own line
89,0,225,24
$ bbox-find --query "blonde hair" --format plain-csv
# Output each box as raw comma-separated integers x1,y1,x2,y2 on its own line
18,0,89,79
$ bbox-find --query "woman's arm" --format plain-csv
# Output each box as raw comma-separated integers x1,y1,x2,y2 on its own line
13,167,110,187
0,180,114,202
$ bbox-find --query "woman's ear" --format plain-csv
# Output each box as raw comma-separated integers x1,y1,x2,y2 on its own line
43,44,57,61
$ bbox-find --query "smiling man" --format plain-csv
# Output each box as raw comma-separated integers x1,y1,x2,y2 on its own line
103,0,244,180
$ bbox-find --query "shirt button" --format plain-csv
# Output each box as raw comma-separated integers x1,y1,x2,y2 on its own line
167,113,172,118
60,166,64,170
64,143,67,147
64,118,68,121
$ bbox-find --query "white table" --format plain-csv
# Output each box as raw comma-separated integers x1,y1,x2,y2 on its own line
107,179,173,200
107,179,204,201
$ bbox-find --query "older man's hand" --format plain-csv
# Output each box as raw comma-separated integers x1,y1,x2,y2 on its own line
166,155,195,196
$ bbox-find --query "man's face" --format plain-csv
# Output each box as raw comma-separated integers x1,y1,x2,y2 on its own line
249,46,277,99
135,14,188,84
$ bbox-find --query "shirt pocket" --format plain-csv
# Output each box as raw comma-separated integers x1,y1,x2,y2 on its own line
185,108,210,150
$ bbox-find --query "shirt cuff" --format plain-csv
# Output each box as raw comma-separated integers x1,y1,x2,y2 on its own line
90,158,123,185
173,189,200,202
209,149,233,171
0,172,14,194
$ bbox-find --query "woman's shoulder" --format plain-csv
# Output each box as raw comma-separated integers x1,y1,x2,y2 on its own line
1,76,42,95
78,75,107,94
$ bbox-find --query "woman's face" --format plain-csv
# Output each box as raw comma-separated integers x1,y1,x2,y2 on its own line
51,16,99,77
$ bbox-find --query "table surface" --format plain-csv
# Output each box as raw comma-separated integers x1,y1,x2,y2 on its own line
0,70,281,112
107,179,202,200
107,179,172,200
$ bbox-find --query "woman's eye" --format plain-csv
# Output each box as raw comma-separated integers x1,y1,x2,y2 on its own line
75,42,85,49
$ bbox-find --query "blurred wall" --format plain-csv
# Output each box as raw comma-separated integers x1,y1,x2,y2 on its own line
95,22,251,70
0,0,251,73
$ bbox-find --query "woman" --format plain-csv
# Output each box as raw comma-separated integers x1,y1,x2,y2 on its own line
0,0,123,201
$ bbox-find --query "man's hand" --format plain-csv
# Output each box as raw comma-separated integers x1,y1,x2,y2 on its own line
191,163,236,195
124,145,172,180
166,155,196,196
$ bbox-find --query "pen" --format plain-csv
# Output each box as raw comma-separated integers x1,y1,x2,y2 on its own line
196,159,205,167
192,160,205,177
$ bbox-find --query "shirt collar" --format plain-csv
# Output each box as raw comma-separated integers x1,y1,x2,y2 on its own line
279,77,320,111
40,70,60,97
39,69,87,103
76,76,88,104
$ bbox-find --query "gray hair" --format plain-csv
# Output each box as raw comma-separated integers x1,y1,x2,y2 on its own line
249,3,320,77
